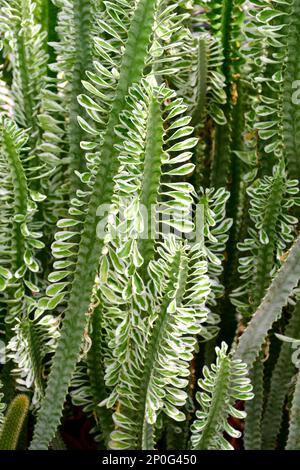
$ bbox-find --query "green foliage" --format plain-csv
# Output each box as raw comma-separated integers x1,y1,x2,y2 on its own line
0,381,5,427
243,358,264,450
261,297,300,449
0,0,299,452
234,235,300,369
286,369,300,450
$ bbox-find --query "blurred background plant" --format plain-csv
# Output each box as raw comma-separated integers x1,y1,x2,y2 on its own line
0,0,299,450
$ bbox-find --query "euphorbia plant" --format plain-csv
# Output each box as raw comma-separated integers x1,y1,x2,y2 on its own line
0,0,299,451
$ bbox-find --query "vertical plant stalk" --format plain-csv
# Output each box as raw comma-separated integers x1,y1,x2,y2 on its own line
286,368,300,450
191,37,208,128
136,250,189,449
262,299,300,449
137,97,164,269
68,0,93,196
0,394,29,450
1,124,28,272
86,302,113,445
244,357,264,450
30,0,158,450
210,0,244,188
282,0,300,183
193,353,231,449
220,79,246,345
190,342,253,450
